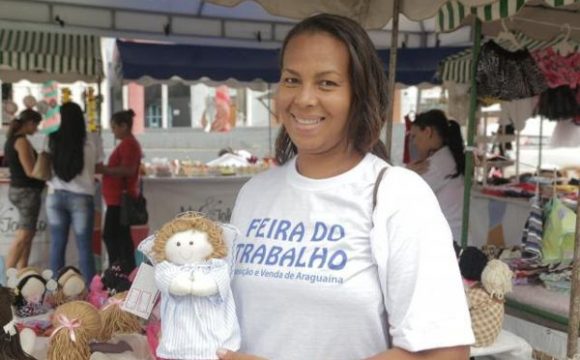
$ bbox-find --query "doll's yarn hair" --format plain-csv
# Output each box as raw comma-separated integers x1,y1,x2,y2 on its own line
152,212,227,263
97,292,142,341
47,301,102,360
481,259,513,300
54,267,88,306
0,287,37,360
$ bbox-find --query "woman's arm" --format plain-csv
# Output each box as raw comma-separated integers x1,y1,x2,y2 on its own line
366,346,469,360
14,138,37,177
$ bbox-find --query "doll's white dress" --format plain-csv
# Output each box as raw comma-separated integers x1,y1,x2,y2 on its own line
154,259,240,359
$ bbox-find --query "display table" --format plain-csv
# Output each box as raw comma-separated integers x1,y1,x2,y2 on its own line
142,175,251,233
0,179,53,269
468,191,532,248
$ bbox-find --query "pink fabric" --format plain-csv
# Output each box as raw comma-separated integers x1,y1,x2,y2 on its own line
532,48,580,89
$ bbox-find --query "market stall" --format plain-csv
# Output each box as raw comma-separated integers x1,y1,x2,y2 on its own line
436,1,580,357
0,28,103,269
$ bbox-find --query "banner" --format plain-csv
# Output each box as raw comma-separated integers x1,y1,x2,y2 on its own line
142,176,251,233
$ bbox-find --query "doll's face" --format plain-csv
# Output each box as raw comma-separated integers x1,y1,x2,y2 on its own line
165,229,213,265
20,278,45,303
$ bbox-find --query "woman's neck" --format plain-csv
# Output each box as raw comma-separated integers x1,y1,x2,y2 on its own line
295,149,364,179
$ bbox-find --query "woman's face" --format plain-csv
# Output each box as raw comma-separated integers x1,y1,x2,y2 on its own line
409,125,434,160
111,121,127,139
276,32,352,158
24,121,39,135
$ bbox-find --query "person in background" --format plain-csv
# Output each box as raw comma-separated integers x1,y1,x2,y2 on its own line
97,110,143,274
219,14,472,360
201,85,232,132
3,109,44,269
46,102,103,283
408,109,466,243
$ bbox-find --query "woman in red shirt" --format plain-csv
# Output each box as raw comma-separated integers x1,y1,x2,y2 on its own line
98,110,142,273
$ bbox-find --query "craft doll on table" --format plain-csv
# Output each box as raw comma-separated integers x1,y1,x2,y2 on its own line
151,213,240,360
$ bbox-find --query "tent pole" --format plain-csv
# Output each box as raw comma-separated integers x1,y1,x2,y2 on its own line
567,188,580,358
384,0,401,162
460,18,481,249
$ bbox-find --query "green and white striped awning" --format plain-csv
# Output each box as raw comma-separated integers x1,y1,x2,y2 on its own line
437,0,579,32
0,29,103,83
439,32,580,83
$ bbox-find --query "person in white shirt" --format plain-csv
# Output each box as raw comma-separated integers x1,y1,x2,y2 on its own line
46,102,104,283
408,110,466,243
218,14,473,360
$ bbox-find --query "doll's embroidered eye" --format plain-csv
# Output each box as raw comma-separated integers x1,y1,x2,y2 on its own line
177,242,181,246
189,241,194,245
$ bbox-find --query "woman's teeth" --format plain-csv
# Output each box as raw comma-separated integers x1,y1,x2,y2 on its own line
295,117,322,125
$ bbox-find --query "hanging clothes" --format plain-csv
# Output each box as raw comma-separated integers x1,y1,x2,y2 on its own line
536,86,579,121
444,81,471,125
521,195,543,262
476,41,547,102
499,97,537,131
532,47,580,90
550,119,580,147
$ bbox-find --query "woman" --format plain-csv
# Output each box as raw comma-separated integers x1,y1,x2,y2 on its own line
98,109,142,274
408,110,466,242
220,14,473,360
4,109,44,269
47,102,102,283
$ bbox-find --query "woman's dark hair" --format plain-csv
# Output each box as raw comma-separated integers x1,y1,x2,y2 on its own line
413,109,465,178
49,102,86,182
0,286,37,359
6,109,42,139
274,13,389,164
111,109,135,130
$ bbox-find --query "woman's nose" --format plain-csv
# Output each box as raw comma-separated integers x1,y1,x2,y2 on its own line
294,84,318,107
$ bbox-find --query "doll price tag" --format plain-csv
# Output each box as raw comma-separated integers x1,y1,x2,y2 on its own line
121,263,159,319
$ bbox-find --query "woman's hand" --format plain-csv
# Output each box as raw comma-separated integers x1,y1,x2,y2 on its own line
216,349,267,360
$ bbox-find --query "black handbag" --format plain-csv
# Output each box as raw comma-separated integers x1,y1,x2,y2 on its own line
120,178,148,226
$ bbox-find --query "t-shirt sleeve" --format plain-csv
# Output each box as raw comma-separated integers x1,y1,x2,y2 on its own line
370,167,474,352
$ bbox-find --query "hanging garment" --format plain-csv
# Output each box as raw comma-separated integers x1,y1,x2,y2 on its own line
536,85,579,121
532,47,580,89
542,198,577,263
476,41,547,101
499,97,537,131
521,196,543,262
550,119,580,147
444,81,471,125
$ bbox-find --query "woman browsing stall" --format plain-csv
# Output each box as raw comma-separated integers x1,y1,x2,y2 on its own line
220,14,473,360
407,110,466,243
3,109,44,269
97,110,143,274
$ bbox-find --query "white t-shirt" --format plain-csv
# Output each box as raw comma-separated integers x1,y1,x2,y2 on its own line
421,146,465,242
230,153,474,360
47,133,104,195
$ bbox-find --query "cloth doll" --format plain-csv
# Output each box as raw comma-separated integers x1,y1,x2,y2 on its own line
467,259,513,347
53,266,88,306
101,262,132,296
47,301,102,360
97,291,142,341
151,212,241,360
0,286,37,359
11,271,57,318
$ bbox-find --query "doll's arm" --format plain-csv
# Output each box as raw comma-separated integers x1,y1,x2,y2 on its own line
191,262,230,298
155,262,193,296
190,271,219,297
